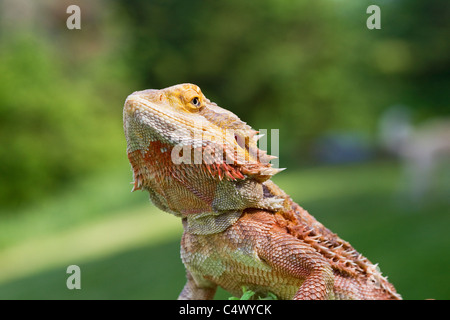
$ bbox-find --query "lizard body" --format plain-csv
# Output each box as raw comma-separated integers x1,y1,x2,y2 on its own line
123,83,401,300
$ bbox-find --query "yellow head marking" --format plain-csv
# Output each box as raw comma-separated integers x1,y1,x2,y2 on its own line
164,83,205,113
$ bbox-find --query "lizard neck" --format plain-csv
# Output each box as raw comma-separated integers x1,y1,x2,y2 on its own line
182,211,242,235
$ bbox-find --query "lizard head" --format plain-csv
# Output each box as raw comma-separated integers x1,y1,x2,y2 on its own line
124,83,256,150
124,84,282,194
124,83,219,154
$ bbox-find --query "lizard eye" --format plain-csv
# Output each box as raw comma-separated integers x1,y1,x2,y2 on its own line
191,97,200,107
183,89,203,112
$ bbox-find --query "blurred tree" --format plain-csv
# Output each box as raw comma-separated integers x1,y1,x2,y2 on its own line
366,0,450,118
0,1,135,209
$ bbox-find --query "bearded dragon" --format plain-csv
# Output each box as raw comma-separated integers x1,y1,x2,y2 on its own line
123,83,401,300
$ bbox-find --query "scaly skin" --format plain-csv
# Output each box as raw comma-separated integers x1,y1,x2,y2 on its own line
123,83,401,300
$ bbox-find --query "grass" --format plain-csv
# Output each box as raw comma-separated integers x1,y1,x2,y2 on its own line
0,160,448,299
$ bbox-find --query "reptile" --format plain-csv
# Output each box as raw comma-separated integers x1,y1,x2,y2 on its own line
123,83,402,300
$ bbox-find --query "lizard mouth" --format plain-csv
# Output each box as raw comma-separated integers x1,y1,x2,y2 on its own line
125,92,211,136
124,93,186,130
124,94,198,155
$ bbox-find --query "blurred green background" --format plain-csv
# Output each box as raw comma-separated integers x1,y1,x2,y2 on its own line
0,0,449,300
